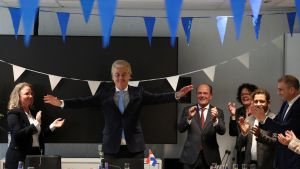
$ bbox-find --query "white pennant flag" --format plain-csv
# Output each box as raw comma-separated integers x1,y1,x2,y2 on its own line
128,81,140,87
12,65,26,82
203,65,216,82
48,75,62,91
87,80,101,95
271,35,283,51
236,53,250,69
166,75,180,91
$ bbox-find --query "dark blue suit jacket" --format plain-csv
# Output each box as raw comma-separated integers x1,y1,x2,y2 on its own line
261,97,300,169
63,84,176,154
6,108,51,169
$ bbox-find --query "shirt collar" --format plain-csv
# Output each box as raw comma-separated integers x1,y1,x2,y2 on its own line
116,86,128,92
198,104,210,110
288,94,300,106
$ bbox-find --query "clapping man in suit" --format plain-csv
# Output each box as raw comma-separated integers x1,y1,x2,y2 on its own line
43,59,193,159
252,75,300,169
237,88,276,169
179,83,226,169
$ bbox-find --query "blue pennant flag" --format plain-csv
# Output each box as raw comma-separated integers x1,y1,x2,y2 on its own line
181,17,193,45
143,17,156,46
295,0,300,31
216,16,228,45
97,0,117,48
57,12,70,43
230,0,246,40
252,15,262,40
80,0,94,23
249,0,262,21
19,0,39,47
165,0,183,47
287,12,296,36
8,7,21,39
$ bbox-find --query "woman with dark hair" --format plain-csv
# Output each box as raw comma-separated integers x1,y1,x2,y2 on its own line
227,83,257,169
5,82,65,169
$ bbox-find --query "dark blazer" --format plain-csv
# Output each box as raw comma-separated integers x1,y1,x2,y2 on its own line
261,97,300,169
5,108,52,169
229,107,246,137
237,113,276,169
178,104,226,166
63,85,176,154
229,107,247,169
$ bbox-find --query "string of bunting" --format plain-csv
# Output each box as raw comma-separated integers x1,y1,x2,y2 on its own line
0,47,282,95
3,0,300,47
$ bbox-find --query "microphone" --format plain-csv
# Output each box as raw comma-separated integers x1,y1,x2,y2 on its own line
218,150,231,169
224,150,231,168
101,161,122,169
220,149,230,165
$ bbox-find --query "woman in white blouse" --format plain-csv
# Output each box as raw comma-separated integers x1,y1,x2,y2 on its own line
5,82,65,169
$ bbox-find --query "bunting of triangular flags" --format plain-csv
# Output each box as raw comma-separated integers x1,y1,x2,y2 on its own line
203,65,216,82
287,12,296,36
97,0,117,48
87,80,101,95
19,0,39,47
12,65,26,82
1,47,263,93
143,17,156,46
8,7,21,39
216,16,228,45
230,0,246,40
2,1,296,47
181,17,193,45
165,0,183,47
128,81,140,87
80,0,95,23
252,15,262,40
57,12,70,43
236,52,250,69
49,75,62,91
166,75,180,91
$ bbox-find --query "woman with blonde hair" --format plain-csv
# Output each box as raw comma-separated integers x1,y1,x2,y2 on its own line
5,82,65,169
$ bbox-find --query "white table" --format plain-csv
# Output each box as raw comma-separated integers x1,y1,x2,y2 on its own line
0,158,162,169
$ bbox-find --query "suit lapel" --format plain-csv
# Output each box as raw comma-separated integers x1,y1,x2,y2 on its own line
124,86,134,113
110,87,121,114
284,97,300,121
20,111,30,126
203,106,211,129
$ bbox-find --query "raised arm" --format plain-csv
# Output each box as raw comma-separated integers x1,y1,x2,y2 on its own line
44,95,63,107
175,85,193,99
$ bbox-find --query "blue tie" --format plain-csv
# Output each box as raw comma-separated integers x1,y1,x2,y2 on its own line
118,91,125,113
117,90,126,143
282,102,289,122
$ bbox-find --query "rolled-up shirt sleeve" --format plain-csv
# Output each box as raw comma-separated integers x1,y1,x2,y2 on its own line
288,137,300,155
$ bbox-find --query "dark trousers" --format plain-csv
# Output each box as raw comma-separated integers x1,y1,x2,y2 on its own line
237,151,245,169
104,145,144,159
183,151,209,169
